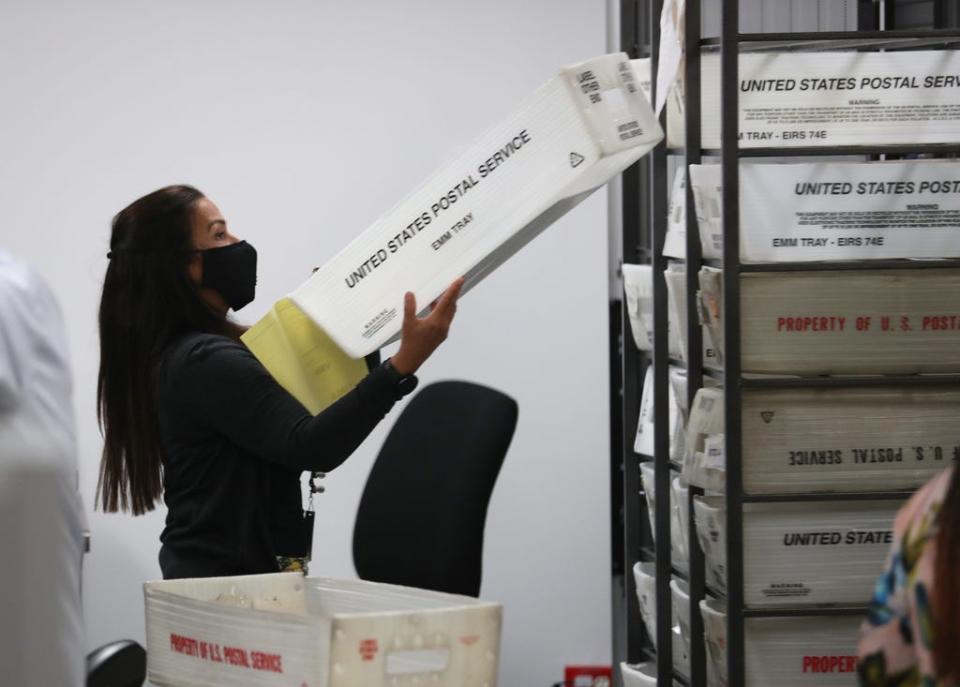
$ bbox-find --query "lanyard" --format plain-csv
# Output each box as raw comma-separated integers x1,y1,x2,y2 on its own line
302,471,325,562
295,302,379,567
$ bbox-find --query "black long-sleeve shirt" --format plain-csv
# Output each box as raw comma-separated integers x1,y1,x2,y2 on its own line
155,332,400,579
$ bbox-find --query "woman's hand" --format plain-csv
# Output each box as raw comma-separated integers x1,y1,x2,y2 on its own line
390,277,465,375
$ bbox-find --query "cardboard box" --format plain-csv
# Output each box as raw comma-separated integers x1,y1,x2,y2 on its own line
290,53,662,358
145,574,502,687
743,386,960,494
694,497,901,608
701,598,861,687
700,266,960,374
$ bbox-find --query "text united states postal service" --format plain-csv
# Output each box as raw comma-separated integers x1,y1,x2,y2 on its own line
672,50,960,148
690,160,960,262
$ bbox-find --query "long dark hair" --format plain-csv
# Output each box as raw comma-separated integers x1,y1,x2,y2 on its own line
96,185,242,514
934,465,960,680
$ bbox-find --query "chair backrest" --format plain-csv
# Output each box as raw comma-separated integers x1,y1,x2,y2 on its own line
86,639,146,687
353,380,518,597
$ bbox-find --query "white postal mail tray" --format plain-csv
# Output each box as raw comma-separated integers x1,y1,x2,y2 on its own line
292,53,662,357
669,50,960,149
743,386,960,494
700,267,960,375
689,160,960,263
695,497,901,608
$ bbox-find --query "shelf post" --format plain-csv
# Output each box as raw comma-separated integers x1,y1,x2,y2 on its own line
683,0,706,683
719,1,745,685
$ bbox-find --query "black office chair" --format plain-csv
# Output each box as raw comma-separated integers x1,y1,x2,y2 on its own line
353,380,518,597
86,640,146,687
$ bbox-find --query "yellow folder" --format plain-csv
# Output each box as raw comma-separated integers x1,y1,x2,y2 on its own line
241,298,368,415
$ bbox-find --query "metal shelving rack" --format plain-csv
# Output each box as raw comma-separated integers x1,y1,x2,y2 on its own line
610,0,658,679
611,1,681,684
681,2,707,686
612,0,704,684
714,4,960,684
612,2,960,687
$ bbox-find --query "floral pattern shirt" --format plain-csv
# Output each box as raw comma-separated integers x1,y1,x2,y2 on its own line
858,466,953,686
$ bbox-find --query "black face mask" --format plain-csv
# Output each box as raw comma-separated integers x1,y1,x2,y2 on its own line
200,240,258,312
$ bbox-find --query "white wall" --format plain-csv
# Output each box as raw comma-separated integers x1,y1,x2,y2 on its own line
0,1,613,684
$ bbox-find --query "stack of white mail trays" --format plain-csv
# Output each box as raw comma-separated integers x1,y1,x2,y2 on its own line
625,47,960,687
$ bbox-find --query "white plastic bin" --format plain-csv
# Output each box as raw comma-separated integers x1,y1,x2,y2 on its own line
635,364,684,460
145,574,501,687
683,387,725,491
700,599,727,687
640,464,688,570
620,661,685,687
620,662,657,687
670,477,690,572
623,264,654,351
629,564,688,675
668,366,688,463
664,263,720,368
670,578,691,679
632,562,657,647
693,496,727,593
639,463,657,545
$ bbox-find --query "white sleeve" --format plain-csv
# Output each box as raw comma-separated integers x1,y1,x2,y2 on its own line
0,465,85,687
0,253,83,686
0,255,73,431
0,275,28,411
